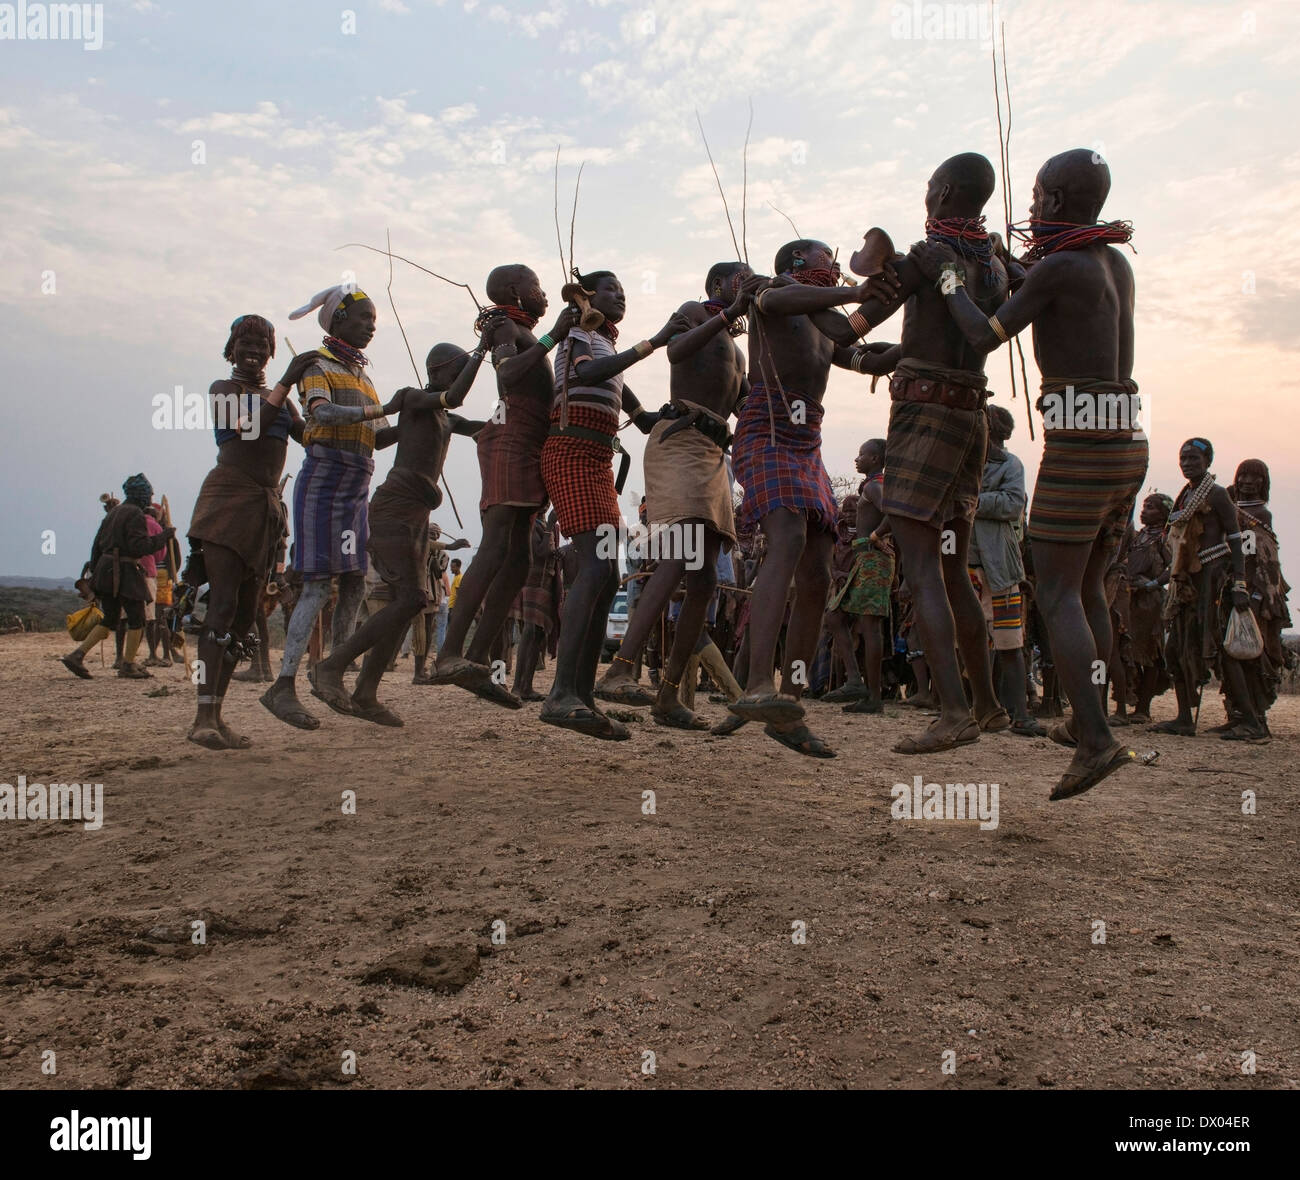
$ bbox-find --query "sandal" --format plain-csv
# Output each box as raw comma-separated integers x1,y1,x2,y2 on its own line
977,706,1012,733
1149,719,1196,736
539,703,613,737
821,682,870,704
61,653,92,680
763,723,836,759
841,696,883,714
351,701,404,727
1048,722,1077,749
1050,741,1134,801
727,691,805,726
259,686,321,731
893,716,980,755
652,704,710,731
309,667,357,717
594,682,657,706
709,714,748,737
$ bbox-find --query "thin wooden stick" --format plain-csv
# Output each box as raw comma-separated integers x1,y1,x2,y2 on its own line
369,230,464,529
553,145,567,285
386,228,422,386
569,161,586,277
335,243,482,312
741,98,753,265
695,108,743,262
767,200,802,239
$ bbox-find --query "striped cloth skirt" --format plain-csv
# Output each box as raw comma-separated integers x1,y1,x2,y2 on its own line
1028,431,1148,545
292,444,375,578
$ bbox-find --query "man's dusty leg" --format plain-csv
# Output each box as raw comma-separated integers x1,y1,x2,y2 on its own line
1034,536,1127,768
762,527,835,756
654,531,720,726
465,509,533,665
729,509,806,722
941,516,1005,728
577,563,619,707
890,515,977,749
598,557,684,694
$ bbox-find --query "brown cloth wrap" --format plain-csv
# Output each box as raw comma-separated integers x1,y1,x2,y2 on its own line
883,357,989,528
366,466,437,599
643,400,736,548
188,463,287,575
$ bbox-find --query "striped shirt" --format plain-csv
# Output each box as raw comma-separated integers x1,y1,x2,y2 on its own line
300,345,390,456
552,327,623,423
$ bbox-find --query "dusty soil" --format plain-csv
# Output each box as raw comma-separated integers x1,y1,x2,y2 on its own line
2,632,1297,1090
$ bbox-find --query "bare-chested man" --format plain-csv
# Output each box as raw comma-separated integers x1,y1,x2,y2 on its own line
913,148,1146,799
309,328,494,724
435,266,578,705
723,241,878,757
822,439,894,714
1156,438,1255,738
593,260,751,729
819,154,1012,757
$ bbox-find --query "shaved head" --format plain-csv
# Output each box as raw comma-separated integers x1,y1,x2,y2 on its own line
928,152,996,217
486,264,535,304
1038,148,1112,223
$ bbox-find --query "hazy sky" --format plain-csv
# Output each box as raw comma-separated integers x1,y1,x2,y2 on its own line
5,0,1298,576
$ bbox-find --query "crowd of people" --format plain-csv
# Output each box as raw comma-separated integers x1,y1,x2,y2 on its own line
58,147,1292,801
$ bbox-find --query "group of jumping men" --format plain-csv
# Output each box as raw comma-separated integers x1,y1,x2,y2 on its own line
55,147,1291,801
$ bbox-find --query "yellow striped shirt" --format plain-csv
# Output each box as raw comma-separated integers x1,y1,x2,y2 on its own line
300,346,389,455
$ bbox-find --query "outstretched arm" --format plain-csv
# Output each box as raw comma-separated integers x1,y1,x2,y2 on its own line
910,240,1059,352
666,297,745,363
834,342,900,375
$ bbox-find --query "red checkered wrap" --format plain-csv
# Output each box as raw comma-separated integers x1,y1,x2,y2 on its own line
540,403,622,538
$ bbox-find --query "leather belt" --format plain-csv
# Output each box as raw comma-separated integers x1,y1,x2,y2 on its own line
656,402,733,451
548,424,631,493
890,374,987,412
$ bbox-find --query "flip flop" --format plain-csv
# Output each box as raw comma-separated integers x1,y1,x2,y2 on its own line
516,689,545,702
727,691,805,726
309,668,357,717
118,664,152,679
471,680,523,709
652,704,710,731
186,724,227,751
709,714,748,737
431,655,485,687
351,701,404,727
539,704,611,737
61,654,92,680
594,682,657,706
1048,722,1077,749
1049,741,1134,801
1221,725,1268,742
842,696,883,714
763,723,836,759
1010,718,1048,738
259,687,320,731
1108,713,1133,727
1149,720,1196,736
978,706,1012,733
821,682,870,704
893,716,980,755
590,714,632,741
216,723,253,749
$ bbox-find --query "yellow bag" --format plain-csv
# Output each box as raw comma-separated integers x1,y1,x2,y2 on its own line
66,603,103,641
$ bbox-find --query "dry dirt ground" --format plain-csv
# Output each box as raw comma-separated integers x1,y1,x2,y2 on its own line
2,631,1297,1090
